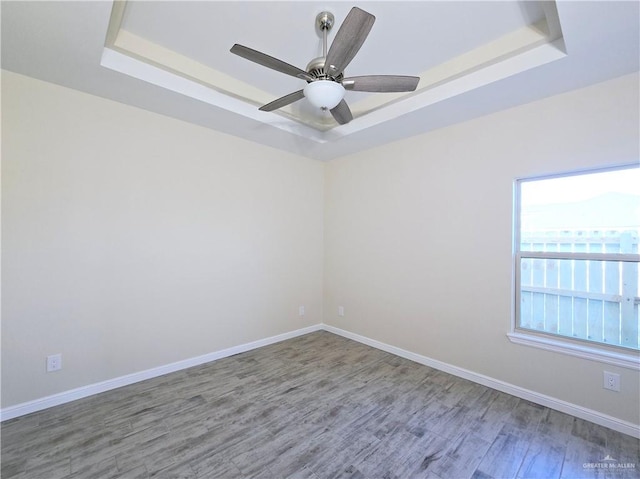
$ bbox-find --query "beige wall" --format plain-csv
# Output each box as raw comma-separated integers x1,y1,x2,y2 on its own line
3,69,639,427
1,71,324,407
324,73,640,425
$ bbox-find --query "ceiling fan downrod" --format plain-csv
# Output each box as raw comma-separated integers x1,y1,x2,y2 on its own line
309,11,335,81
317,12,334,58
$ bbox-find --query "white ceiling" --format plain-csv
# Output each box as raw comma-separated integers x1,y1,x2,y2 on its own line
2,1,639,161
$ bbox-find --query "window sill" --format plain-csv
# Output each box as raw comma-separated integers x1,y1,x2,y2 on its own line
507,331,640,370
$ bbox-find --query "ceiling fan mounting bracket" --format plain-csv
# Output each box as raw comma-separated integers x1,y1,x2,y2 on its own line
316,12,335,32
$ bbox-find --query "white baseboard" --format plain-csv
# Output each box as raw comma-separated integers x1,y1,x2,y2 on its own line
3,322,638,439
0,324,323,422
323,324,640,439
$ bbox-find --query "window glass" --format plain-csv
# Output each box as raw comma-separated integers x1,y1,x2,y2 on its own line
516,166,640,351
520,168,640,252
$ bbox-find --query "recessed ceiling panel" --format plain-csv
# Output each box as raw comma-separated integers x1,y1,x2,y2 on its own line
119,1,547,97
104,0,562,138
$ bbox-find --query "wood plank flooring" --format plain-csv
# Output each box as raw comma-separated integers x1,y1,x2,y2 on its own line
2,331,639,478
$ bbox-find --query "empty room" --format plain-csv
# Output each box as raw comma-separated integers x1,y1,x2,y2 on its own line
1,1,639,478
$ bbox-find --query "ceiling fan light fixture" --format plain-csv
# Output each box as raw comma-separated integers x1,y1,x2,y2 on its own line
303,80,345,110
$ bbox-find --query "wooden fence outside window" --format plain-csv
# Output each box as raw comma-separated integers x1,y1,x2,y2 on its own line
519,229,639,350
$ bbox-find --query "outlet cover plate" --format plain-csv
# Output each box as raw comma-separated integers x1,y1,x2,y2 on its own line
47,354,62,372
603,371,620,392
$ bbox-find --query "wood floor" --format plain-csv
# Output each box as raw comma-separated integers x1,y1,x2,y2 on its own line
1,331,638,479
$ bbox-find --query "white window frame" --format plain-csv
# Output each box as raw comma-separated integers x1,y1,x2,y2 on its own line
508,165,640,370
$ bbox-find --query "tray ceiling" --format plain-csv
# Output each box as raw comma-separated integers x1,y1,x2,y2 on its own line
2,1,639,160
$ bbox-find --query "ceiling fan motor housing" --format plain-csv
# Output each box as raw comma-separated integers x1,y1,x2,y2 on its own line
306,57,343,82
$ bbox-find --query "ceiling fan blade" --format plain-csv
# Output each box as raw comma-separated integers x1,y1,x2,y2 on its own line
342,75,420,92
259,90,305,112
230,44,308,79
324,7,375,76
330,99,353,125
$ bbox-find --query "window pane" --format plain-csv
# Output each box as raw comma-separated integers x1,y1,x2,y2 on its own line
516,166,640,352
519,258,639,349
520,168,640,252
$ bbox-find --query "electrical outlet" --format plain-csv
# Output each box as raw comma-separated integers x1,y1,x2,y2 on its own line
338,306,344,317
46,354,62,372
603,371,620,392
299,305,305,317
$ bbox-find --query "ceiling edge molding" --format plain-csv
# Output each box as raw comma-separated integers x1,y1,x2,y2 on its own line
100,48,332,143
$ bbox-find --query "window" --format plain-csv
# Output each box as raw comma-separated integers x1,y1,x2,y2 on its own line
511,165,640,367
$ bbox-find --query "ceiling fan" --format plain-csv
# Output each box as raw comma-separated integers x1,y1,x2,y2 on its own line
230,7,420,125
